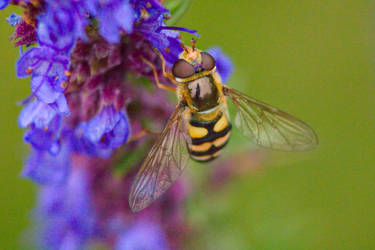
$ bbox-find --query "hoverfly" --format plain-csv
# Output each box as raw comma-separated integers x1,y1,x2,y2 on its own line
129,40,318,212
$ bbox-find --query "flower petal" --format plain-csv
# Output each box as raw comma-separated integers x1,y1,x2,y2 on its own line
0,0,9,10
77,106,130,157
115,221,168,250
114,2,134,33
22,144,71,185
17,48,44,78
97,1,135,43
18,99,57,129
31,75,62,104
18,94,69,129
83,107,110,143
24,128,60,154
98,11,121,43
37,9,76,52
102,111,130,148
207,47,233,83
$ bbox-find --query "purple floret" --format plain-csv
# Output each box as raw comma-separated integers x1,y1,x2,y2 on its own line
22,142,71,185
95,0,135,43
115,220,168,250
6,13,21,26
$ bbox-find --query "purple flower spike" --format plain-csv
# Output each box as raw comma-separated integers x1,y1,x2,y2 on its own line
115,221,168,250
4,0,235,248
0,0,9,10
207,47,233,83
81,105,130,151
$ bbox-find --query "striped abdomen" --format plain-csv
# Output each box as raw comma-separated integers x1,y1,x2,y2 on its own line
187,111,232,162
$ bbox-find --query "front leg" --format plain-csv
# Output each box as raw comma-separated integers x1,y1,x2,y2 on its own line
153,49,180,85
141,57,176,93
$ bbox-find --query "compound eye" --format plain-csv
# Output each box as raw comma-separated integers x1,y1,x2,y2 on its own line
201,52,216,71
172,59,195,78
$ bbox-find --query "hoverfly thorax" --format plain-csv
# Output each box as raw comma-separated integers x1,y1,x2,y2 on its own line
172,46,220,112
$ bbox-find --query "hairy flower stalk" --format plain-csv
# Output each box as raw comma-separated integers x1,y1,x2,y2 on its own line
2,0,234,249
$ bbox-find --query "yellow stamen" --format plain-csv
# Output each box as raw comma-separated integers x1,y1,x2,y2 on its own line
26,67,33,74
141,8,148,18
61,81,68,88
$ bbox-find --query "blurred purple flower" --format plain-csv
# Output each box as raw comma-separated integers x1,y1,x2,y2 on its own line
22,142,71,185
23,117,62,155
207,47,233,83
0,0,9,10
37,168,96,249
95,0,135,43
115,220,168,250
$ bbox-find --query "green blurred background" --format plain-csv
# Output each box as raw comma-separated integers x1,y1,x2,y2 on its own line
1,0,375,249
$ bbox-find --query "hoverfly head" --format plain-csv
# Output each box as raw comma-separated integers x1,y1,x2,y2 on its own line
173,39,216,80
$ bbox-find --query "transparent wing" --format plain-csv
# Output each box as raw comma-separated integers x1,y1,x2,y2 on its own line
223,86,318,151
129,102,190,212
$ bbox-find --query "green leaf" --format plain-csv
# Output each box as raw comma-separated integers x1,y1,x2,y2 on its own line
164,0,192,26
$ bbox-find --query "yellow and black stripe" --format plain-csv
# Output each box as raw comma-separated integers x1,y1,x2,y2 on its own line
187,112,231,162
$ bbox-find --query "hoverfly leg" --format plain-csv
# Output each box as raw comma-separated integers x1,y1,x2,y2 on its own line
141,57,176,92
153,49,180,85
129,128,160,143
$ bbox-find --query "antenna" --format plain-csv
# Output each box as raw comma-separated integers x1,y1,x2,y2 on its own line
191,38,196,51
180,42,189,53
